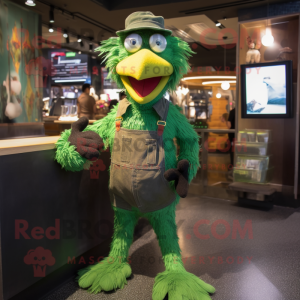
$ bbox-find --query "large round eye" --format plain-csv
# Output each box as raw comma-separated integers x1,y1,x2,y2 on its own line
149,34,167,53
124,33,142,53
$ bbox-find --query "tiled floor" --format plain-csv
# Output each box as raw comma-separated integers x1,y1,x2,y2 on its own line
44,196,300,300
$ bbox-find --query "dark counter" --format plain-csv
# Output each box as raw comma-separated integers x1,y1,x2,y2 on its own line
43,118,99,136
0,139,113,300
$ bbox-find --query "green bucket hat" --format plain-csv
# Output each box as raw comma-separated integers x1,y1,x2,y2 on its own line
116,11,172,36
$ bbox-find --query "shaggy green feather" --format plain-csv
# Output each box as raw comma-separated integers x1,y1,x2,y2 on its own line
77,206,137,293
146,203,215,300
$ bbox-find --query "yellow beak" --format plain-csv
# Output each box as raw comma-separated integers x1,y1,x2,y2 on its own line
116,49,173,104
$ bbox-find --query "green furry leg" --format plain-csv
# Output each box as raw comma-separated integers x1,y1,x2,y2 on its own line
77,207,138,294
146,202,216,300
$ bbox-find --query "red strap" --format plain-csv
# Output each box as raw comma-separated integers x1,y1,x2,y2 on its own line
157,124,165,136
157,120,166,136
116,120,121,132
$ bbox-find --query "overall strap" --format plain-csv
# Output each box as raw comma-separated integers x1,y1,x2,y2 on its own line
153,98,170,137
115,98,131,132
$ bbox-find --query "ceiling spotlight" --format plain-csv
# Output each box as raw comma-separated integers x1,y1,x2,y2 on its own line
48,23,54,33
77,35,82,42
49,6,54,23
78,51,81,54
221,82,230,90
89,43,93,52
215,21,221,27
63,30,68,38
216,93,221,98
25,0,36,6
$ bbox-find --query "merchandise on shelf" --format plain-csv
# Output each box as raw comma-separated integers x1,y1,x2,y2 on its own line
237,129,272,143
234,129,273,184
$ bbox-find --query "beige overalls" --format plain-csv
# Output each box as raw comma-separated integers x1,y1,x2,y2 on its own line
109,98,176,213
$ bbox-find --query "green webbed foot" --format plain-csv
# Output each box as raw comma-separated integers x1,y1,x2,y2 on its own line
152,270,215,300
77,258,132,294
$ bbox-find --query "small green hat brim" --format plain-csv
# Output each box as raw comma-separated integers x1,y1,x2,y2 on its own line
116,26,172,37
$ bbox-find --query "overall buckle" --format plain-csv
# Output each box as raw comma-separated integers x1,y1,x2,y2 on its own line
115,117,123,132
157,120,166,136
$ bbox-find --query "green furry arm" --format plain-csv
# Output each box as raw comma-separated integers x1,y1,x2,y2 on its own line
84,104,118,150
55,129,87,172
55,105,118,171
171,105,200,183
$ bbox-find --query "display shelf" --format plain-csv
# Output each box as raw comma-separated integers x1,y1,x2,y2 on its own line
228,182,276,195
235,141,272,156
234,128,273,184
236,155,270,170
233,167,273,184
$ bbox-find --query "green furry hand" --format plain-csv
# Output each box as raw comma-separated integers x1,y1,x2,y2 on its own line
68,117,104,160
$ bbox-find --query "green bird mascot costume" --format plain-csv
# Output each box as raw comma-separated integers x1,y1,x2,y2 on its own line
55,11,216,300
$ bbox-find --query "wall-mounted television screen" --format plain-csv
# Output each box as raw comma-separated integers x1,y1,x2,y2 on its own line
49,50,89,84
241,60,293,118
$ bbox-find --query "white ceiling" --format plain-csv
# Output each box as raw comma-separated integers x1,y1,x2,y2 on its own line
165,15,238,45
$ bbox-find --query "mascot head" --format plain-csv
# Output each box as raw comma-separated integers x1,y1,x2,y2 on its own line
97,11,193,104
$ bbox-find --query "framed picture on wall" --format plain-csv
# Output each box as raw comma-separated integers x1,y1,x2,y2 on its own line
241,60,293,118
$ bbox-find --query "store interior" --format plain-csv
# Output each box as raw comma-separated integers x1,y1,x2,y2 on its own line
0,0,300,300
